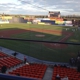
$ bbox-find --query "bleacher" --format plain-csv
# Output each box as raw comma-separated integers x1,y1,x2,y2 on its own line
0,51,22,69
0,51,80,80
52,66,80,80
0,57,22,68
0,51,47,80
0,52,8,57
8,63,47,79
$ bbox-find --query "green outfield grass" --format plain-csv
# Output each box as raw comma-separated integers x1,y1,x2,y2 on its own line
0,24,80,63
0,23,75,31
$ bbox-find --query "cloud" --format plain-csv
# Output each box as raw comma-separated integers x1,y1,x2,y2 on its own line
0,0,80,15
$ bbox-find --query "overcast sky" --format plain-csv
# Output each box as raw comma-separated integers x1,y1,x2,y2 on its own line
0,0,80,15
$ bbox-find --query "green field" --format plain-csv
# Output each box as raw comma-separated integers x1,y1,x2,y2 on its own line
0,24,80,63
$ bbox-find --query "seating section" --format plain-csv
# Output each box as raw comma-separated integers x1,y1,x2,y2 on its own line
0,52,8,57
1,51,80,80
52,66,80,80
0,52,22,70
8,63,47,79
0,57,22,69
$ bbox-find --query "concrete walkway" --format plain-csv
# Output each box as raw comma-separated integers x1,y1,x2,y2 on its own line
43,67,53,80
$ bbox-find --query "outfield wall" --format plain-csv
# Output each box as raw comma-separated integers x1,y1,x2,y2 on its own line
33,18,72,26
0,17,73,26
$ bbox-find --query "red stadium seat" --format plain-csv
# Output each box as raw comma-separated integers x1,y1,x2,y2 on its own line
52,66,80,80
8,63,47,79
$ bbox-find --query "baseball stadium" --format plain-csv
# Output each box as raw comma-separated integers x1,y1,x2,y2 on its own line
0,1,80,80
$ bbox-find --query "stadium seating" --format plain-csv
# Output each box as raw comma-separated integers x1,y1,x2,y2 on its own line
8,63,47,79
52,66,80,80
1,51,80,80
0,52,8,57
0,52,23,70
0,57,22,68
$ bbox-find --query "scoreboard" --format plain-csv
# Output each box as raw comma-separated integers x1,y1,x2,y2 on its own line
48,11,60,18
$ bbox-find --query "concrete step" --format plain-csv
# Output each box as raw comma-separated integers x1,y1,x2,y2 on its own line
6,63,25,74
43,67,53,80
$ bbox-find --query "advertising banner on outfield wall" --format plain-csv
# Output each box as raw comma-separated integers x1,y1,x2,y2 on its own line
42,18,50,20
65,24,73,26
33,19,41,23
65,21,72,26
0,21,9,24
55,21,65,24
38,22,45,25
65,21,72,24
